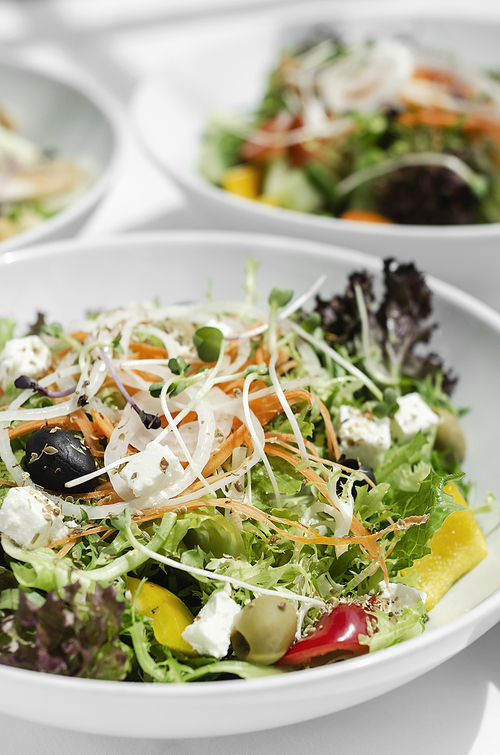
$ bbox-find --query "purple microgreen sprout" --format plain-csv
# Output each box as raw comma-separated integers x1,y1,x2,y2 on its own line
14,375,77,399
95,339,161,430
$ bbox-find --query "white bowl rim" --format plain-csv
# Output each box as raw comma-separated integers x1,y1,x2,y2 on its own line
131,2,500,239
0,229,499,697
0,56,123,255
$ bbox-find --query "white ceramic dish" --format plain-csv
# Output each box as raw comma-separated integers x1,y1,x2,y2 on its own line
131,2,500,310
0,59,120,253
0,230,499,739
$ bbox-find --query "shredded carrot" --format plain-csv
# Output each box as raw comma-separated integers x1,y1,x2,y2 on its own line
129,342,169,360
255,345,266,364
176,410,199,428
311,392,340,461
412,67,474,99
70,409,103,458
276,359,297,375
341,209,394,224
73,482,115,501
398,108,460,129
54,540,75,560
202,424,252,477
49,495,427,552
265,432,321,461
90,409,116,440
250,388,313,426
8,415,80,440
264,443,380,559
99,375,141,394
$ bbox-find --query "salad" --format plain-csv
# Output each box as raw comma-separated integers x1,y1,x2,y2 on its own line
0,259,488,682
200,35,500,225
0,104,86,242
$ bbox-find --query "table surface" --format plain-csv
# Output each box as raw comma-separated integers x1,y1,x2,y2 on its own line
1,1,499,752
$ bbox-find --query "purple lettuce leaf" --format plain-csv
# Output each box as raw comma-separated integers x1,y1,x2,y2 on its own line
0,582,132,679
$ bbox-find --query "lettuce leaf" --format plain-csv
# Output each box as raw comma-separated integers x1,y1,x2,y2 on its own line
388,471,465,570
359,603,426,654
0,582,132,679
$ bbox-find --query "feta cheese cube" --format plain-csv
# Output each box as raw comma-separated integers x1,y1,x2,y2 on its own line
118,441,183,498
391,392,440,443
338,404,390,468
0,486,72,548
181,588,241,658
0,335,51,389
378,581,427,613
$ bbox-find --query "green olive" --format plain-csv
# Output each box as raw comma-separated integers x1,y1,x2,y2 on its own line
230,595,297,665
433,407,466,463
183,512,245,558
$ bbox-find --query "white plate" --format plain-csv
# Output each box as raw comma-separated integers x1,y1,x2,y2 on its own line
0,230,499,738
131,1,500,310
0,59,120,253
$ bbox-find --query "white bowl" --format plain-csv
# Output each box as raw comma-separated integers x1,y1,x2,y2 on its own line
0,59,120,253
131,2,500,310
0,230,499,739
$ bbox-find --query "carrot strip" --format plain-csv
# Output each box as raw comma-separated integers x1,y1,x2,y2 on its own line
71,409,103,458
311,392,340,461
264,444,379,558
341,209,394,224
276,359,297,375
48,494,427,553
8,415,79,440
265,432,321,460
202,424,252,477
398,108,460,129
250,388,313,425
129,342,169,360
90,409,116,440
54,540,75,560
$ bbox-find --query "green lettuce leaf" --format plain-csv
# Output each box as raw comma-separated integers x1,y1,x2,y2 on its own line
359,603,426,654
388,471,465,570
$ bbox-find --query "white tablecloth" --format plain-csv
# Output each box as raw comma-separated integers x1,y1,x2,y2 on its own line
1,1,499,751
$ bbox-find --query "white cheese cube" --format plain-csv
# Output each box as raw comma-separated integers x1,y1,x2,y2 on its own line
0,335,51,389
338,404,391,468
378,581,427,613
391,392,440,443
0,486,72,548
118,441,184,498
182,588,241,659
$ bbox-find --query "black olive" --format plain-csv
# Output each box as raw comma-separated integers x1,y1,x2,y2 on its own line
336,456,376,500
25,427,98,494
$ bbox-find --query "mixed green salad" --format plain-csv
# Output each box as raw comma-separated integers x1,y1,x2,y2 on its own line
200,35,500,225
0,260,488,682
0,104,85,242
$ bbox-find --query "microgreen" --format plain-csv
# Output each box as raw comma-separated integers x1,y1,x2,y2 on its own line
268,288,294,308
168,356,187,376
193,326,224,363
371,388,400,419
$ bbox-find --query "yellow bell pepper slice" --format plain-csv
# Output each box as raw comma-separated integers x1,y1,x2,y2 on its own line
221,164,261,199
257,194,281,206
127,577,197,656
402,483,487,610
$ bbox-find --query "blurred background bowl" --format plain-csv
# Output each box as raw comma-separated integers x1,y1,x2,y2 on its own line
0,230,499,738
0,58,120,253
131,2,500,311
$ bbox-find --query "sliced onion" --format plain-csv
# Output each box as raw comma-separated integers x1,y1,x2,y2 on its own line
316,39,414,114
